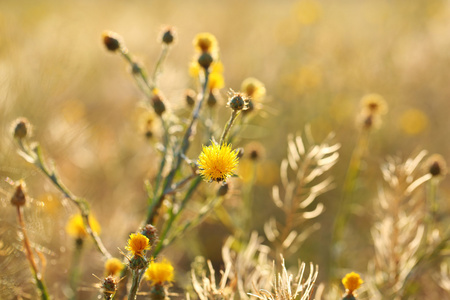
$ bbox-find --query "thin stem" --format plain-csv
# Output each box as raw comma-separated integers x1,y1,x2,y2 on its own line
16,205,50,300
219,110,238,145
146,69,209,225
16,140,112,259
127,269,143,300
151,44,170,85
69,239,84,300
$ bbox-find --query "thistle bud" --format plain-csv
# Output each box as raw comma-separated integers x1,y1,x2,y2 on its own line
129,255,147,270
152,93,166,116
10,181,27,207
217,182,229,196
140,224,158,245
227,93,247,111
425,154,447,178
161,27,175,45
185,89,196,107
102,276,118,300
207,91,217,107
102,31,122,52
198,52,213,70
12,118,31,139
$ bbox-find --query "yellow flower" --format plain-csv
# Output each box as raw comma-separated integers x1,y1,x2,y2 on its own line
361,93,388,115
193,32,218,53
145,259,174,285
197,142,239,182
241,77,266,101
208,72,225,90
125,233,151,257
104,257,124,277
66,214,101,239
342,272,363,293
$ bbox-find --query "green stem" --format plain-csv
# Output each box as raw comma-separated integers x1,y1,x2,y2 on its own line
219,110,238,145
69,239,84,299
152,176,202,258
127,269,143,300
146,69,210,225
151,44,170,85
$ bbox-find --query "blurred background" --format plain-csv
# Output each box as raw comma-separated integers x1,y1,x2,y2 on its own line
1,0,450,298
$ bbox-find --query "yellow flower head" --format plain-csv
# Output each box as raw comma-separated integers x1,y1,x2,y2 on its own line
197,142,239,182
145,259,174,285
104,257,124,277
241,77,266,101
208,72,225,90
66,214,101,240
361,93,388,115
125,233,151,257
193,32,218,53
342,272,363,293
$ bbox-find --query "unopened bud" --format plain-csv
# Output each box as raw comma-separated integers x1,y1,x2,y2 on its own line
161,28,175,45
198,52,213,70
10,181,27,207
152,93,166,116
228,93,247,111
217,182,229,196
12,118,31,139
102,276,118,299
102,31,122,52
140,224,158,245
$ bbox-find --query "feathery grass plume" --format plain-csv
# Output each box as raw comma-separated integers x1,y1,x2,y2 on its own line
342,272,363,299
367,151,432,299
265,127,339,258
197,141,239,183
249,256,319,300
189,232,272,300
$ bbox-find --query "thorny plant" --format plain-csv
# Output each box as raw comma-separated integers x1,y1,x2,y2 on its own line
4,24,450,300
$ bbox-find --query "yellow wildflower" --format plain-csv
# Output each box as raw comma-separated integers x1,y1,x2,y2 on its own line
342,272,363,293
125,233,151,257
241,77,266,101
66,214,101,240
104,257,124,277
193,32,218,53
145,259,174,285
208,72,225,90
360,94,388,115
197,142,239,182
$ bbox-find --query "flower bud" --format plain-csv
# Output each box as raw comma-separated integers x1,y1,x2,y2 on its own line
228,93,247,111
12,118,31,139
185,89,196,107
152,93,166,116
161,28,175,45
102,276,118,299
10,181,27,207
102,31,122,52
198,52,213,70
140,224,158,245
217,182,229,196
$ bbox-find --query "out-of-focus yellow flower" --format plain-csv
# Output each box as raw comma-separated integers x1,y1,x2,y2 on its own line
125,233,151,257
400,108,428,135
295,0,322,25
66,214,101,240
197,142,239,183
360,94,388,115
208,72,225,90
193,32,218,54
342,272,363,293
104,257,124,277
283,65,322,96
241,77,266,101
145,259,174,285
189,60,201,78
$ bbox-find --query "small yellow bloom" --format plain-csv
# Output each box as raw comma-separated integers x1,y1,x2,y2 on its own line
197,142,239,182
66,214,101,239
125,233,151,257
241,77,266,101
145,259,174,285
208,72,225,90
104,257,124,277
361,94,388,115
342,272,363,293
193,32,218,53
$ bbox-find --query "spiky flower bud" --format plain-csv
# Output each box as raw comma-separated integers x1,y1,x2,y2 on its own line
152,93,166,116
217,182,229,196
102,276,118,300
197,52,213,70
102,31,123,52
12,118,31,139
140,224,158,245
227,93,248,111
161,27,175,45
10,181,27,207
129,255,148,270
185,89,196,107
